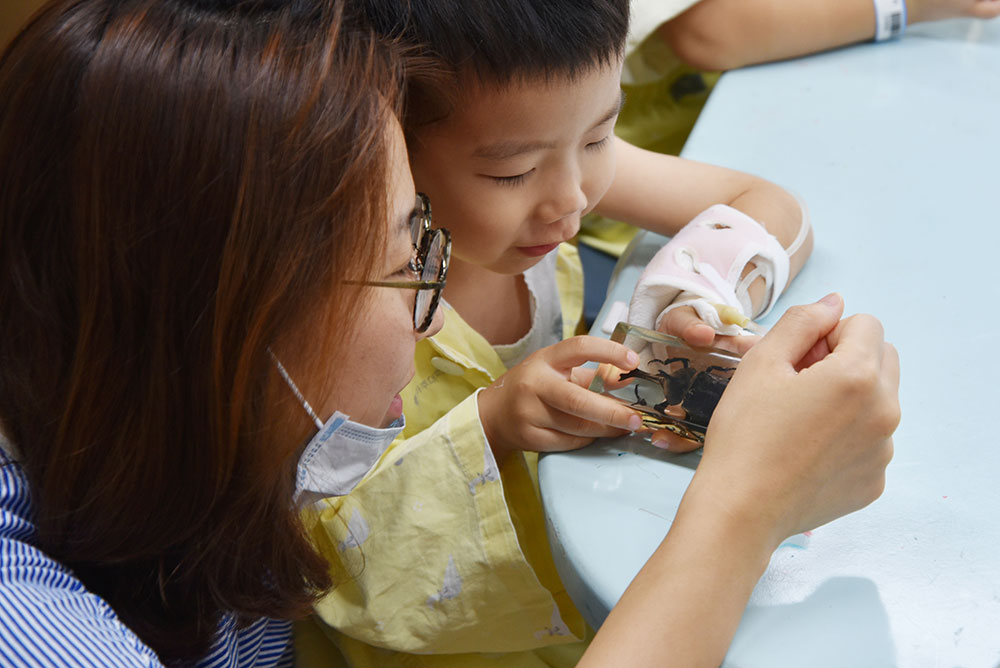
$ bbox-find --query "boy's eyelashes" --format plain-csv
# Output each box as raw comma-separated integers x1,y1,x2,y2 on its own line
482,133,613,187
587,135,611,151
489,170,533,187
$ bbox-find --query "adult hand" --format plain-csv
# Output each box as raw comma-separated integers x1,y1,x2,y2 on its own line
646,331,760,453
478,336,644,458
690,293,900,547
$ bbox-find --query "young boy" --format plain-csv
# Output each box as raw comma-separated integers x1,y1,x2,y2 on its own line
298,2,810,666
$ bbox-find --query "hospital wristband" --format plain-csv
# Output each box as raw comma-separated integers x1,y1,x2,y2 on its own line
873,0,906,41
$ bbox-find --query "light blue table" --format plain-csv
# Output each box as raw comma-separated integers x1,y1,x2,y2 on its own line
540,19,1000,667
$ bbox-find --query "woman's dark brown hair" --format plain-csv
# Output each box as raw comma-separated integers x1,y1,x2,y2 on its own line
0,0,402,662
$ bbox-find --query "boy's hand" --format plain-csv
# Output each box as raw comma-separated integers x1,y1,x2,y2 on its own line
658,304,720,347
908,0,1000,22
656,263,769,347
478,336,645,458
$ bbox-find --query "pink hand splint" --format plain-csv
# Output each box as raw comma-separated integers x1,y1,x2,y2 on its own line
628,204,794,336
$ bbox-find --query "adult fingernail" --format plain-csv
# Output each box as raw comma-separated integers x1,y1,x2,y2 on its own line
820,293,842,307
627,414,642,431
651,438,670,450
626,350,639,366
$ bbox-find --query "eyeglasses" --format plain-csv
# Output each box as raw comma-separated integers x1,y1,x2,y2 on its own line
346,193,450,333
409,193,432,270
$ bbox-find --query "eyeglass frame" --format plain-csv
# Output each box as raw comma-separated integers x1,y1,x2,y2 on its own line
345,224,450,333
408,192,432,271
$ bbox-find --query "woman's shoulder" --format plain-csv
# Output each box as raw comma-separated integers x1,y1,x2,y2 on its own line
1,455,165,666
0,455,293,667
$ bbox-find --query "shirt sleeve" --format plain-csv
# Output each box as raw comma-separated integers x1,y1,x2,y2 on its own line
303,392,586,655
628,0,703,53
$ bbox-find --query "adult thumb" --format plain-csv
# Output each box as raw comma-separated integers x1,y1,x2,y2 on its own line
754,293,844,366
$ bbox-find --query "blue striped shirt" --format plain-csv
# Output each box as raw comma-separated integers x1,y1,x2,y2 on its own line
0,450,294,667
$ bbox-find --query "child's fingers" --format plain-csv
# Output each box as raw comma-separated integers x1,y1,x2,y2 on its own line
529,429,598,453
589,362,635,391
545,382,643,433
568,365,598,388
648,429,702,453
569,364,638,392
544,406,632,440
712,334,759,357
543,335,640,373
657,306,717,347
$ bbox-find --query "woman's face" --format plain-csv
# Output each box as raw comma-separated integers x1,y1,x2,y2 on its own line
311,118,443,427
333,119,443,427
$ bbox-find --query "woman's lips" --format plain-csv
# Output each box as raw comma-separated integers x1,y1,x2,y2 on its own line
387,393,403,421
517,242,560,257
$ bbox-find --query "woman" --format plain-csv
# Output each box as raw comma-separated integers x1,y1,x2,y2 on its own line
0,0,899,666
0,0,436,664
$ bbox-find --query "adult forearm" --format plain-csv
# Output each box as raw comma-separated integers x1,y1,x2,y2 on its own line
579,479,775,667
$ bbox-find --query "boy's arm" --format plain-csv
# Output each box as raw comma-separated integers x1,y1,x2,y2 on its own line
599,138,806,266
597,139,812,329
659,0,1000,72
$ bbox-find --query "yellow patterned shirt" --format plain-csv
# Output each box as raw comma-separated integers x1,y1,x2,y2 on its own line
298,244,587,668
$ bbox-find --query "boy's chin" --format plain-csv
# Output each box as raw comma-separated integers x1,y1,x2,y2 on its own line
498,253,549,275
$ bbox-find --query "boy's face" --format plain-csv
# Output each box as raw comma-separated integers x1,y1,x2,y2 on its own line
409,58,623,275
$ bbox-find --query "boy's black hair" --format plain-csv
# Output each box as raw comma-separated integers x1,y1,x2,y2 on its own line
361,0,630,85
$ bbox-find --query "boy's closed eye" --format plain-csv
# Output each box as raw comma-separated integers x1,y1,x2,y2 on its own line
490,170,534,187
483,133,614,187
585,134,612,151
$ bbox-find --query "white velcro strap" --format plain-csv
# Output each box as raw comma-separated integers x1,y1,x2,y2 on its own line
628,204,790,335
786,189,812,258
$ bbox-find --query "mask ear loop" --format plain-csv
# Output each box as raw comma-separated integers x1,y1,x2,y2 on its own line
267,348,324,430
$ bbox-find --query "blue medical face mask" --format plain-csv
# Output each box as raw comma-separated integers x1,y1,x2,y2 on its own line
293,411,404,504
268,351,404,503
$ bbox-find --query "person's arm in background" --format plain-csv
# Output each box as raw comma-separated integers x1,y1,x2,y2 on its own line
660,0,1000,72
579,294,900,666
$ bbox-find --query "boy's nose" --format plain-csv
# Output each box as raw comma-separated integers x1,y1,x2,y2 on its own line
537,180,588,225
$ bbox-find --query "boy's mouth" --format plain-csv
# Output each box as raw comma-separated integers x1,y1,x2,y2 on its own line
517,242,560,257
